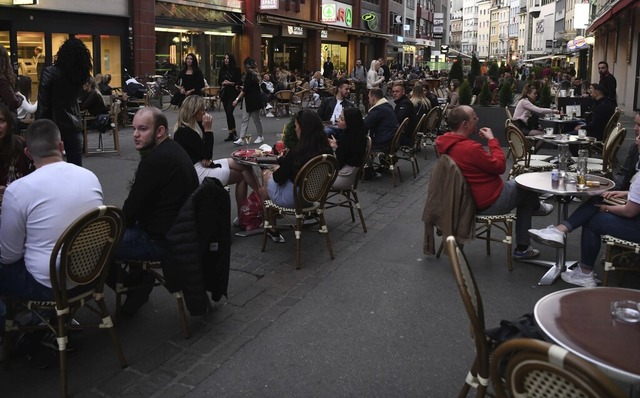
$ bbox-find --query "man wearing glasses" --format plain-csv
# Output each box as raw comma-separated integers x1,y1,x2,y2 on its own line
598,61,617,106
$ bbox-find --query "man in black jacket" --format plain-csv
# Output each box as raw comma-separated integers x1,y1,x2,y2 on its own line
112,107,199,315
317,79,355,132
598,61,617,105
574,83,615,141
391,81,416,145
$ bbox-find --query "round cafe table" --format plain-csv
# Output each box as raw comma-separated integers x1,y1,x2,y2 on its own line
534,287,640,385
539,116,584,135
514,171,614,285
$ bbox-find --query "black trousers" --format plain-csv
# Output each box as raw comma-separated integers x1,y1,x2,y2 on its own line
221,96,236,131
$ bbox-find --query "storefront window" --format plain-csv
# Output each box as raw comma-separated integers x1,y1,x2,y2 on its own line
15,31,45,94
322,43,348,74
273,43,303,72
100,35,122,88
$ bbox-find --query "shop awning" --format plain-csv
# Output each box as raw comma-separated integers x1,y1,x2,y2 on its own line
587,0,639,34
524,55,562,62
259,14,328,31
259,13,392,41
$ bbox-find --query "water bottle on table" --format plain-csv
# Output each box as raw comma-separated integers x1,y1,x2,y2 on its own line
576,149,588,189
557,143,569,179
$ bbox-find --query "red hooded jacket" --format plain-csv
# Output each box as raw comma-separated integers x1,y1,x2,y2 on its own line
435,132,505,210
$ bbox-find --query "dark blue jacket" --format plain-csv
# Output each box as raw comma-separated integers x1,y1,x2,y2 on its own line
364,100,399,147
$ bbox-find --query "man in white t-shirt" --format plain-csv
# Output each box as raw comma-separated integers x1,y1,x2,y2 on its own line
0,119,103,314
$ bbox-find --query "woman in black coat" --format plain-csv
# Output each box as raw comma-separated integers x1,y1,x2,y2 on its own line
232,57,264,146
218,54,242,141
328,107,367,190
175,53,205,107
36,38,92,166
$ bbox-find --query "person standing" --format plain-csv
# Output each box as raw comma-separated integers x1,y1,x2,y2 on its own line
378,58,391,98
232,57,264,146
218,54,242,142
323,57,334,80
598,61,617,106
175,53,205,106
36,38,92,166
349,59,368,110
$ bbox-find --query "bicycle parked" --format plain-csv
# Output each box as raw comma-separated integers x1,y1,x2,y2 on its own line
146,72,176,111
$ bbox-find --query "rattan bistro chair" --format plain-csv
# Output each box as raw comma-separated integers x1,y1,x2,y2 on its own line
326,136,371,233
570,124,626,177
506,123,554,179
262,154,339,269
370,117,409,187
274,90,295,118
602,235,640,286
3,206,128,398
491,338,627,398
418,106,442,159
114,259,190,338
445,236,493,398
398,113,427,178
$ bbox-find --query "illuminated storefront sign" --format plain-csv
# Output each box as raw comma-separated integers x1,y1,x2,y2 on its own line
321,1,352,28
260,0,278,10
362,12,379,31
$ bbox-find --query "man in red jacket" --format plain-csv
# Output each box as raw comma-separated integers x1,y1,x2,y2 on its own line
435,105,553,259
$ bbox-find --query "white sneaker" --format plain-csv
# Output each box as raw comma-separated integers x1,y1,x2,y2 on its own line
265,104,273,110
561,267,597,287
532,201,554,216
254,136,264,144
528,225,565,248
266,112,275,118
233,138,245,146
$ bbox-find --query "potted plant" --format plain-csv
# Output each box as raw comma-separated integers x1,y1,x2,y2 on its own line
282,115,298,149
477,80,492,106
499,83,512,107
459,80,473,105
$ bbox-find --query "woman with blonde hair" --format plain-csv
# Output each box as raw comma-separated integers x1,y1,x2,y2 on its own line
366,59,384,90
173,95,260,224
410,82,431,119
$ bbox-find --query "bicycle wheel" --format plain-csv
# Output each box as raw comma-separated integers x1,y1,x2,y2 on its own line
161,89,173,111
146,88,162,109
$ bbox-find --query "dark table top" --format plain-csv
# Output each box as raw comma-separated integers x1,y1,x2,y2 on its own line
534,287,640,383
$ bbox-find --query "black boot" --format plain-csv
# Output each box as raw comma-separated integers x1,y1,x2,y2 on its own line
224,129,238,142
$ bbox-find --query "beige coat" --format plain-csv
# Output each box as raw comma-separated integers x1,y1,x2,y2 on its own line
422,154,476,255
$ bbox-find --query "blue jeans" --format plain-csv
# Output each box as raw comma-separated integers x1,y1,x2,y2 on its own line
114,224,167,261
562,198,640,269
478,180,539,247
0,258,53,330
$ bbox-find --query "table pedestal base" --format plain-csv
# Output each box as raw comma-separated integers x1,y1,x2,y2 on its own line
521,259,579,285
235,228,264,237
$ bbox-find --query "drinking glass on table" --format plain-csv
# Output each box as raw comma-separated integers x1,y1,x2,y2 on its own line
245,133,253,150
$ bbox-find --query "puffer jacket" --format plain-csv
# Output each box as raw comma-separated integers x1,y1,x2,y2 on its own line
165,177,231,315
35,64,83,133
